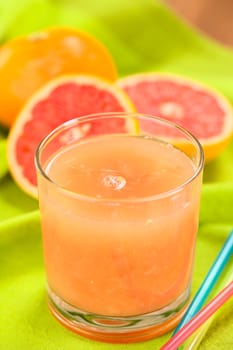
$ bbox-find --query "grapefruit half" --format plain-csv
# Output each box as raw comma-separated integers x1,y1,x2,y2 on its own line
8,75,135,198
118,73,233,161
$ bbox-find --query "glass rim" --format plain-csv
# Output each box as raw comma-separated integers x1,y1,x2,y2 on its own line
35,112,204,203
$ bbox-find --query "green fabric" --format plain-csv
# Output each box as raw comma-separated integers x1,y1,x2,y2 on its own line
0,0,233,349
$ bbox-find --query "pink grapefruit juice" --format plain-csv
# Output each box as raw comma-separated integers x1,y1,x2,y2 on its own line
38,134,202,316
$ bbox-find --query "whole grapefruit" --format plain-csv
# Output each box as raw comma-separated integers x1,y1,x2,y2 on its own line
0,27,118,128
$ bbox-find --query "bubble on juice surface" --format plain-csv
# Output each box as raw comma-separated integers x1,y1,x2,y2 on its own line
102,174,127,190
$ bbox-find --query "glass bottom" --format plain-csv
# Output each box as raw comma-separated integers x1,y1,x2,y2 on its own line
48,287,190,343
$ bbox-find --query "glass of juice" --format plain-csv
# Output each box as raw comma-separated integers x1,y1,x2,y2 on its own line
35,113,204,343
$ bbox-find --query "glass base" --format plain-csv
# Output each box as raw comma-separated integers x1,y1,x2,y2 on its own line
48,287,190,343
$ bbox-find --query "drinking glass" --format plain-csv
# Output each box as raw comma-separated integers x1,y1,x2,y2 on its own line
35,113,204,343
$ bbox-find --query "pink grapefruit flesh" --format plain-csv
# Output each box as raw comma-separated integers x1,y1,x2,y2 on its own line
8,75,135,197
118,73,233,161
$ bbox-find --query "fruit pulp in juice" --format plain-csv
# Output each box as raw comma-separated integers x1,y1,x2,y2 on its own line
39,134,201,316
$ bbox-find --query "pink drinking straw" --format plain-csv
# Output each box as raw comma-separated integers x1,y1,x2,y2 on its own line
160,281,233,350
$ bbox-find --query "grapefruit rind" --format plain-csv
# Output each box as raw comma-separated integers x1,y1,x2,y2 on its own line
118,73,233,161
7,75,136,198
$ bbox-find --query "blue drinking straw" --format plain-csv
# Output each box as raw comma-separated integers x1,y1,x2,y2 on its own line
173,229,233,335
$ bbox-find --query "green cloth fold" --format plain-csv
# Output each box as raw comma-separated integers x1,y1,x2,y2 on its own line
0,0,233,349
